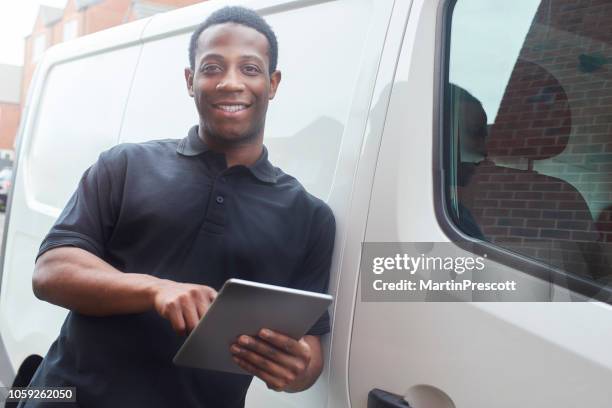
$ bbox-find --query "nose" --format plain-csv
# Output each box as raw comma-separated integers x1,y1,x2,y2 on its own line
216,68,245,92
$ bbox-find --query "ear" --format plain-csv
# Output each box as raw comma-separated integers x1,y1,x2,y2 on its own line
184,67,194,97
268,70,282,100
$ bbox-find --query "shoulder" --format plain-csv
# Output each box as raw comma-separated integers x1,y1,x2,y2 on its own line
99,138,179,166
94,139,179,179
88,139,179,186
275,169,335,226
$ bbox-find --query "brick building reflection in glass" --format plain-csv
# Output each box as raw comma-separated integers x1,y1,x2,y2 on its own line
450,0,612,284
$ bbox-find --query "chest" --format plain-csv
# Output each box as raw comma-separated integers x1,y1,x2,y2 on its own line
110,162,309,285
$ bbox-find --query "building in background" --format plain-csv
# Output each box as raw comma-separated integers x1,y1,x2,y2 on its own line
0,64,21,165
13,0,204,154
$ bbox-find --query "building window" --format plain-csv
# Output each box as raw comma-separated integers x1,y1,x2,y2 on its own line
63,19,78,42
446,0,612,286
32,34,47,62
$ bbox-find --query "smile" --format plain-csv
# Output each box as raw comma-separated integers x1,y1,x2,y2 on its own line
213,104,250,113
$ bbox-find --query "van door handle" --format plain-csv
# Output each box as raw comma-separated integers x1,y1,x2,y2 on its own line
368,388,412,408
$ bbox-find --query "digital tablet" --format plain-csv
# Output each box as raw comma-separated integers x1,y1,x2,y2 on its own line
172,278,333,375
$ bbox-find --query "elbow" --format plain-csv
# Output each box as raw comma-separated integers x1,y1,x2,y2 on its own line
32,261,49,301
32,252,57,301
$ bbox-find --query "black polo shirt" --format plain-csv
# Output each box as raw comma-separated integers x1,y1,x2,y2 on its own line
22,125,335,408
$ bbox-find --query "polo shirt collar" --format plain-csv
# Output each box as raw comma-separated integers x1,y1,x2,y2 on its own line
177,125,278,184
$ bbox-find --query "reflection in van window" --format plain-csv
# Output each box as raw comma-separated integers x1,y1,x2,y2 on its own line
448,0,612,283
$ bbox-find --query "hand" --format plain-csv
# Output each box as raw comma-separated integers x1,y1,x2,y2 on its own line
230,329,322,392
152,279,217,336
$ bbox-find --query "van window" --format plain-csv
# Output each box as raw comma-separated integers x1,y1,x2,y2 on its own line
446,0,612,284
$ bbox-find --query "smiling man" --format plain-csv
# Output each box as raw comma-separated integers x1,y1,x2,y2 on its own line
22,6,335,408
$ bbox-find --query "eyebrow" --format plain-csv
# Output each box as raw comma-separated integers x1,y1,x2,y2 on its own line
199,53,266,67
239,54,266,65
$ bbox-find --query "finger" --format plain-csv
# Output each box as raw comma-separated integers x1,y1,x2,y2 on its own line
231,344,296,385
201,286,217,302
182,302,200,334
259,329,308,358
192,288,210,319
195,298,207,320
237,335,306,374
167,304,186,335
232,356,287,392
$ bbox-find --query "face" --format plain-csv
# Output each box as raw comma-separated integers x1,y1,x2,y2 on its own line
185,23,281,145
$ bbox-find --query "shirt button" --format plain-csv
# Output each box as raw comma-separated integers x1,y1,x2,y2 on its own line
216,195,224,204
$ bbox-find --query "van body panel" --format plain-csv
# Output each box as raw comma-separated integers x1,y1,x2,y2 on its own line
348,1,612,407
0,39,144,373
28,18,148,71
323,1,415,407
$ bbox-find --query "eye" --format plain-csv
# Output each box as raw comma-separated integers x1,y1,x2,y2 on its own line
201,64,222,74
243,65,261,75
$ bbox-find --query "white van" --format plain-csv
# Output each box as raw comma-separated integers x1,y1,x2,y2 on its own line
2,0,612,406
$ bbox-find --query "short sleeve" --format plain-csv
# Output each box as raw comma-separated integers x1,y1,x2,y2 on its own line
291,205,336,336
36,152,118,261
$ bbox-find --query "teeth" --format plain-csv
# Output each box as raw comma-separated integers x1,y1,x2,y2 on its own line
216,105,247,112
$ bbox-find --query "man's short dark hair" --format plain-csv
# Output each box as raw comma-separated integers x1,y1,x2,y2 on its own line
188,6,278,74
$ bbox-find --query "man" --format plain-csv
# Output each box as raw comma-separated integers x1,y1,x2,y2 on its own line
21,6,335,407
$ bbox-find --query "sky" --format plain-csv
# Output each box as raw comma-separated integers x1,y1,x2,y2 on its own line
449,0,540,123
0,0,67,66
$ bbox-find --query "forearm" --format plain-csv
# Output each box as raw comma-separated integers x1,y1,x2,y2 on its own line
33,247,161,316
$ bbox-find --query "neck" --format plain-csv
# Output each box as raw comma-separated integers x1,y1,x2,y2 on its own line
198,123,264,167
